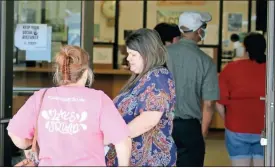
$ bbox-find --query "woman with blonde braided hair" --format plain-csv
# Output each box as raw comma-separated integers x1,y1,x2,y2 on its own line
7,45,132,166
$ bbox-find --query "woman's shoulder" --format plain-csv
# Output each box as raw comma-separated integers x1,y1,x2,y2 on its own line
141,67,174,88
222,58,250,71
35,87,107,98
146,67,171,79
32,88,50,98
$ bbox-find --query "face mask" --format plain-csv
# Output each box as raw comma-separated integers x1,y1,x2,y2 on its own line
199,28,207,41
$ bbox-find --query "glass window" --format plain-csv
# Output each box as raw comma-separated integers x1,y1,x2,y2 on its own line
94,1,115,43
13,0,82,115
251,0,257,32
46,1,81,46
118,1,143,68
93,1,116,68
221,1,249,69
146,1,220,45
14,1,81,63
118,1,143,45
251,0,265,34
223,1,249,41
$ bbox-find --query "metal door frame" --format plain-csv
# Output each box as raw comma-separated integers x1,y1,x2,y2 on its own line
0,0,4,165
264,0,275,166
0,0,15,166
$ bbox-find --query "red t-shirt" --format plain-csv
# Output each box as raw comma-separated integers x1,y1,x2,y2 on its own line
218,59,266,134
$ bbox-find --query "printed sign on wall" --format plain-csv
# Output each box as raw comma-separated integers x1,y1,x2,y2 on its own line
93,46,113,64
14,24,48,50
228,13,243,32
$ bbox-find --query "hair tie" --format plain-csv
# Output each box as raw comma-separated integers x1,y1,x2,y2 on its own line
62,55,71,81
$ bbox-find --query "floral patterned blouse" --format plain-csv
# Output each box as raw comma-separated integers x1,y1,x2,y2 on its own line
105,67,177,166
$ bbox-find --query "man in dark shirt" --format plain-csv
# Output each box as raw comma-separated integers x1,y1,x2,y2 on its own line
166,11,220,166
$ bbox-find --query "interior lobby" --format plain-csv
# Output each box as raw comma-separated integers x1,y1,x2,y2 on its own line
0,0,273,166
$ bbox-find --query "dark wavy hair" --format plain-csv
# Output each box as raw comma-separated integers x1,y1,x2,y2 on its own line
243,32,266,64
230,33,240,42
154,23,181,45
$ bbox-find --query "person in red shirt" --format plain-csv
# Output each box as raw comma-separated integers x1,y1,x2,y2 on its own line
216,33,266,167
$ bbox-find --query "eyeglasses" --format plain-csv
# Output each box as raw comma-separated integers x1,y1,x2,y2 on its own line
182,22,207,33
200,22,207,29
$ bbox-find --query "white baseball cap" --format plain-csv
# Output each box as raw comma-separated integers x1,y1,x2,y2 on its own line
178,11,212,33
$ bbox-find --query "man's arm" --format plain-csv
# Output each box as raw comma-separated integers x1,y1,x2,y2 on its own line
216,102,225,120
202,100,216,138
201,61,220,138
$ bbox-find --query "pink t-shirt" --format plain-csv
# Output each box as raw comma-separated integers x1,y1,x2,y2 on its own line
7,86,130,166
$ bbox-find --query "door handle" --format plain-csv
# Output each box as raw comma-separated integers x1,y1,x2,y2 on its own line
260,97,266,101
0,118,10,124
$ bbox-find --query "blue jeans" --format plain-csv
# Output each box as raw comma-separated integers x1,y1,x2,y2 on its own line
225,129,264,160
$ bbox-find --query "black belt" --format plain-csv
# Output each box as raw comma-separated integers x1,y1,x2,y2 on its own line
174,116,182,120
174,116,198,121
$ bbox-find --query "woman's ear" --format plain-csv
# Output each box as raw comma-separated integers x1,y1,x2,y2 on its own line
172,37,179,44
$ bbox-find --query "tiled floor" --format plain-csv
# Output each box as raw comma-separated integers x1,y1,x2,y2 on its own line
204,130,231,166
12,130,231,166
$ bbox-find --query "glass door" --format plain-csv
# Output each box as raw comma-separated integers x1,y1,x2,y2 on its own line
0,1,83,166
